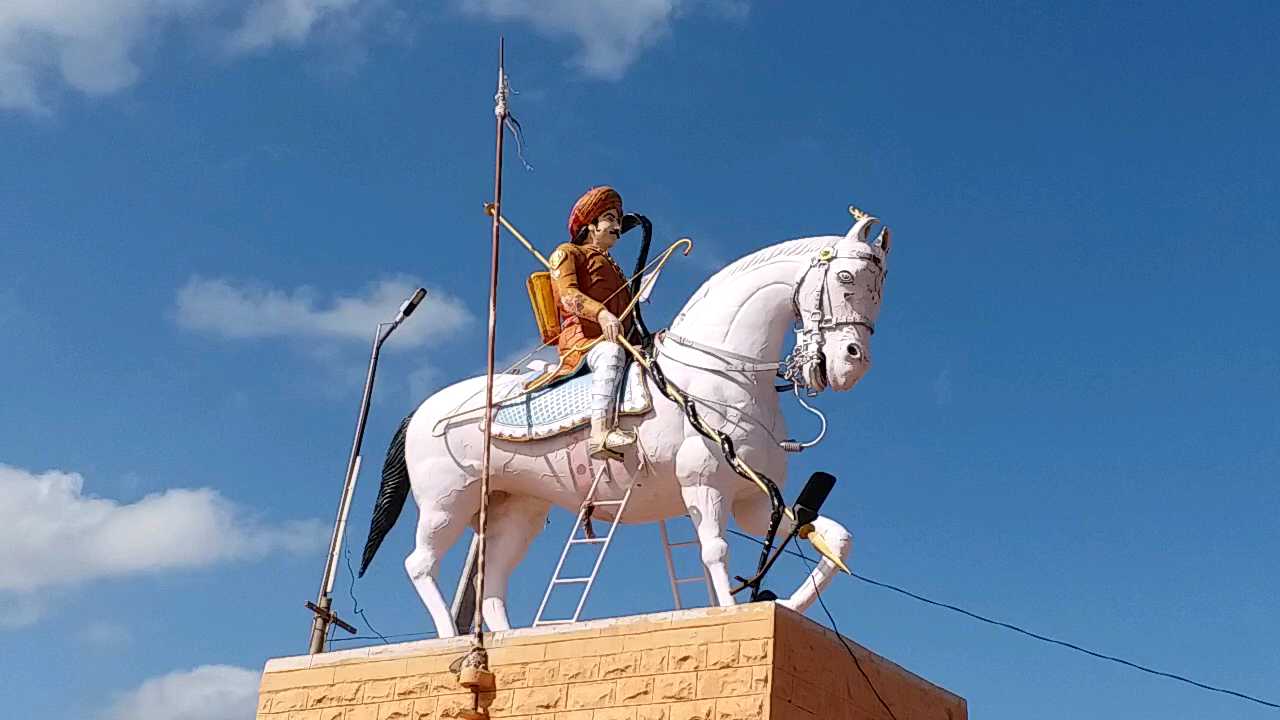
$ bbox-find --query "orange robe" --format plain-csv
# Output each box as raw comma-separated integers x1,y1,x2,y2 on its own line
548,242,633,380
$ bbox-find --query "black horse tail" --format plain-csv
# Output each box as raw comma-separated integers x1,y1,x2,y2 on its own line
358,414,412,577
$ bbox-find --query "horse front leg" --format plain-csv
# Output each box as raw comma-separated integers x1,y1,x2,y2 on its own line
731,493,853,613
681,484,736,606
676,439,736,606
781,515,853,612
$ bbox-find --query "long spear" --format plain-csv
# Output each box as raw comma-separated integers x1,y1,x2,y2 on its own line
476,37,508,645
478,36,506,638
452,40,509,709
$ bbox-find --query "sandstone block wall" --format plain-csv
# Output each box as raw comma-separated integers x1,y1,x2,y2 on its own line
257,603,965,720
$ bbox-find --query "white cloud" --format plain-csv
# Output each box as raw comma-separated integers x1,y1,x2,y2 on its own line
0,0,369,114
106,665,260,720
0,593,45,629
175,276,472,349
0,463,324,594
459,0,747,80
0,0,741,112
227,0,360,54
80,620,134,649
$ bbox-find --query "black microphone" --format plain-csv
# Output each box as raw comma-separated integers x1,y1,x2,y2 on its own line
792,471,836,527
396,288,428,322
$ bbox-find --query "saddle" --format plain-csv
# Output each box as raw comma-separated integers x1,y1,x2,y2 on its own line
485,360,652,442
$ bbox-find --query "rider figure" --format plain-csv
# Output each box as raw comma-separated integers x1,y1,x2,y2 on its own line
549,186,637,460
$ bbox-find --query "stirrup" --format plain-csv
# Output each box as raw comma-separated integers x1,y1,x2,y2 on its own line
588,429,636,460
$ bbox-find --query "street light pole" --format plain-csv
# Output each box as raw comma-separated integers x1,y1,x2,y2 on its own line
307,287,427,654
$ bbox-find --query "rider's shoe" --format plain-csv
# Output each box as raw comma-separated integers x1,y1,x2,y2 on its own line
588,428,637,460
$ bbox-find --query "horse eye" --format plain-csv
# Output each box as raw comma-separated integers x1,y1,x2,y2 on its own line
836,270,855,284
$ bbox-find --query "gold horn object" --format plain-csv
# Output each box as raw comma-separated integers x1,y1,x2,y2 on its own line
798,524,851,574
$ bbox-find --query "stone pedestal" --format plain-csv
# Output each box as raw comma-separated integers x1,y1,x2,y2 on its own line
256,603,966,720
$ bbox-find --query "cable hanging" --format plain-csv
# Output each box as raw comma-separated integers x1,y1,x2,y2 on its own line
729,528,1280,711
343,527,389,645
796,544,899,720
333,631,436,644
327,526,1279,712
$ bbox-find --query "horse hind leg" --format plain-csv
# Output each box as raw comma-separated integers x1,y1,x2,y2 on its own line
404,463,479,639
731,492,853,613
476,492,550,631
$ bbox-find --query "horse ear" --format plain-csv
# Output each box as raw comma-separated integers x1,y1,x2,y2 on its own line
843,206,880,246
873,226,891,255
842,206,890,256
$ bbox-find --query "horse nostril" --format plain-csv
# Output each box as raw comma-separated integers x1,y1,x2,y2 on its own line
847,343,862,359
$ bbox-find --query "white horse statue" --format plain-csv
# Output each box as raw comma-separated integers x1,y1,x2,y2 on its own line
359,211,891,638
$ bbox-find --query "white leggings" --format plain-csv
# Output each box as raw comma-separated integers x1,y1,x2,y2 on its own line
587,341,626,422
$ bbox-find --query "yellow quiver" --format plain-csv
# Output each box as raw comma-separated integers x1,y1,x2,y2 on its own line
526,271,560,344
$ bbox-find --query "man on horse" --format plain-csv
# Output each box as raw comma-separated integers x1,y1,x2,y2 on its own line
548,186,637,460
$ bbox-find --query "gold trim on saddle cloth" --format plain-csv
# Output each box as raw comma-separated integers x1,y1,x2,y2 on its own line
484,361,652,443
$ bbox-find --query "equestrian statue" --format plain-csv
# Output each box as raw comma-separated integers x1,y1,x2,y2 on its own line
359,185,892,639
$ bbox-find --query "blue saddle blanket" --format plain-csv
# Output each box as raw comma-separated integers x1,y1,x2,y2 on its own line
487,363,651,441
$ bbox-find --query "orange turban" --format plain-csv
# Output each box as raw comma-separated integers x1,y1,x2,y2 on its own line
568,186,623,242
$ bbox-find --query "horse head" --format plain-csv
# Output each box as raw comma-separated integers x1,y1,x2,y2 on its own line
789,208,890,393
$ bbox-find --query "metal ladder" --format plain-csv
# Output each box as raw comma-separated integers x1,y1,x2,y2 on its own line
658,516,715,609
533,465,633,627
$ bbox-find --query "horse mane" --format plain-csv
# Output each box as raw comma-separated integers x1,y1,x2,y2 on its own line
713,236,832,279
678,235,835,316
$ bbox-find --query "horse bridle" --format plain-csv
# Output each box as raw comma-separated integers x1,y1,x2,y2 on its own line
660,246,884,395
782,246,884,394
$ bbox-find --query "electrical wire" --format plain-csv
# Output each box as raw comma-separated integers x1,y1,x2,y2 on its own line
343,524,390,644
332,631,438,644
326,520,1280,712
728,527,1280,711
795,544,899,720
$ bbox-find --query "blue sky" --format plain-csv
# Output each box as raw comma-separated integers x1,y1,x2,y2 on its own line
2,1,1278,718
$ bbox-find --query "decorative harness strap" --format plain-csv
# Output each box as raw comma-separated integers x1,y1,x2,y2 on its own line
656,241,883,453
662,244,884,384
659,331,781,373
790,246,882,334
782,245,884,394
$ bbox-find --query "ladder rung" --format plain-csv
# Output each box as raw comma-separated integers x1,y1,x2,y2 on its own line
675,577,708,584
665,540,700,548
533,475,632,628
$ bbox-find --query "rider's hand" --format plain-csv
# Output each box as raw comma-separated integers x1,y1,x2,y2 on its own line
597,308,622,343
